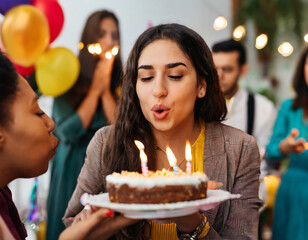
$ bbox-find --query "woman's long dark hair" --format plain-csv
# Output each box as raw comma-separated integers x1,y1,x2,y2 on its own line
103,23,227,239
64,10,123,109
292,47,308,110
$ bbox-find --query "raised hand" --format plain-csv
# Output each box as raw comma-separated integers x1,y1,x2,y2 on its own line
90,54,115,96
279,128,307,155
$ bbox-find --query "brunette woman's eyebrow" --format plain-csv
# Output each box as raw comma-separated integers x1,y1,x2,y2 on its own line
137,62,186,71
165,62,186,69
138,65,153,70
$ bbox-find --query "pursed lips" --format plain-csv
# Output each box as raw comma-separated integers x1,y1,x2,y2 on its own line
51,136,59,153
151,104,170,120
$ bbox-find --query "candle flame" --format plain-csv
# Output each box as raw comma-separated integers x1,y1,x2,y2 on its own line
140,149,147,163
166,146,177,167
134,140,145,150
185,140,192,161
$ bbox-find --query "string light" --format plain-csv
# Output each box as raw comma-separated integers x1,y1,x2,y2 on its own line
210,12,304,54
304,34,308,43
278,42,293,57
87,44,95,54
94,43,102,55
233,25,246,41
255,34,268,49
111,46,119,55
213,16,227,31
78,42,84,50
105,51,112,59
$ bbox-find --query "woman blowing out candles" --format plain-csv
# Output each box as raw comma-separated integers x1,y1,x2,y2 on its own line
0,51,134,240
64,23,262,239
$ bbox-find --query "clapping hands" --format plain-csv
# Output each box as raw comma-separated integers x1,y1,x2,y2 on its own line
90,52,115,96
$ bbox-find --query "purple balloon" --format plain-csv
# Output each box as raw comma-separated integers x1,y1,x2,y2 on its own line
0,0,31,15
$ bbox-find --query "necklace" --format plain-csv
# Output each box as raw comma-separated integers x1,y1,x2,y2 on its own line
155,145,186,170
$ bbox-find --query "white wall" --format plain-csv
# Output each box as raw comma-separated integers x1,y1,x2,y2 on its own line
53,0,231,60
53,0,298,104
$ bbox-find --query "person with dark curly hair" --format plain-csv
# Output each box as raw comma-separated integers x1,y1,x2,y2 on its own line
266,47,308,240
0,50,131,240
64,23,262,239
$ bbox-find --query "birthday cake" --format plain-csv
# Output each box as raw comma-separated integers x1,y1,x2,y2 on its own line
106,170,208,204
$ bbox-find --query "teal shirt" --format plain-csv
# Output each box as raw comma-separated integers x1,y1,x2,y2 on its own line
266,99,308,240
46,95,107,240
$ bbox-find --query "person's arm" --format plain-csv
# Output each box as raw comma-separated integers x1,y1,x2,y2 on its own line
63,127,110,226
76,89,101,130
95,55,118,124
266,100,298,161
59,208,137,240
202,136,262,239
100,89,117,124
220,136,261,238
78,54,118,128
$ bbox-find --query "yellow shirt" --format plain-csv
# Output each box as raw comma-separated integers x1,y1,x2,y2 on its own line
149,122,206,239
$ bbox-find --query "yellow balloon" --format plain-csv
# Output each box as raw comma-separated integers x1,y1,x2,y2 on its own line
35,47,80,97
1,5,49,66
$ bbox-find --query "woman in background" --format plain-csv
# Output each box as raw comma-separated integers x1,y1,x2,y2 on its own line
47,10,123,240
266,47,308,240
64,23,262,239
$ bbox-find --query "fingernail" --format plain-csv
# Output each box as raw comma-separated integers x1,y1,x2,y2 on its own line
105,209,114,217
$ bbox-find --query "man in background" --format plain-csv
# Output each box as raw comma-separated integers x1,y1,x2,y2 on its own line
212,40,278,239
212,39,277,168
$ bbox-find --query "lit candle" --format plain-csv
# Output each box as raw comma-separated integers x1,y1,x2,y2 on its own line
185,140,192,174
166,146,179,175
134,140,148,176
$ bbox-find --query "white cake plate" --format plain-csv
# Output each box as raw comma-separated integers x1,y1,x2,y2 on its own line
83,190,241,219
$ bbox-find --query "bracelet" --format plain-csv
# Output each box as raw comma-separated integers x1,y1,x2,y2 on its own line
176,216,206,240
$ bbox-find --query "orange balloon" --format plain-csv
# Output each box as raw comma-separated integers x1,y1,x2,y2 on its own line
35,47,80,97
1,5,49,66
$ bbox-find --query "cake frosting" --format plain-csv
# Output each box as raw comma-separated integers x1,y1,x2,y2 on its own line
106,169,208,204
